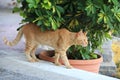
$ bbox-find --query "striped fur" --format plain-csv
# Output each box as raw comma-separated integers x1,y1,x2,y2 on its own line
3,29,23,46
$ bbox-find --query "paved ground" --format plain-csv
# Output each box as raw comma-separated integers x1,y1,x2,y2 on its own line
0,9,119,80
0,49,79,80
0,68,43,80
0,49,119,80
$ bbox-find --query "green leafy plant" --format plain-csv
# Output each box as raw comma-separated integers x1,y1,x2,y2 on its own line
67,45,98,60
13,0,64,31
14,0,120,60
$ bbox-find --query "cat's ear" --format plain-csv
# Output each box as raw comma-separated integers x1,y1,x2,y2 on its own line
79,30,83,33
76,30,83,37
78,30,83,35
84,32,87,35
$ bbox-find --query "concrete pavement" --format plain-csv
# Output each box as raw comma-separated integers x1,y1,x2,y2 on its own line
0,49,119,80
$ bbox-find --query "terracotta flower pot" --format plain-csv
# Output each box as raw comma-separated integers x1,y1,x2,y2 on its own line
38,50,103,73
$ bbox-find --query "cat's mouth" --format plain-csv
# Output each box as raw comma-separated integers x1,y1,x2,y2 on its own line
82,44,88,47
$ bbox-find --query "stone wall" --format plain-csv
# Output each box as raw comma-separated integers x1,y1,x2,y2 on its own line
99,39,116,77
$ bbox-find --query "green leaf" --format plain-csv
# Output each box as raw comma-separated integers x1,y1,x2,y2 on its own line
56,6,64,17
56,9,61,17
12,7,20,13
35,9,42,16
35,0,40,4
85,0,96,15
33,16,44,23
26,0,38,8
17,0,21,3
111,6,120,22
26,0,35,4
43,0,49,3
52,6,56,13
97,13,104,23
20,11,26,18
115,14,120,22
44,20,50,26
90,53,97,59
108,0,112,3
41,1,52,10
51,19,57,30
104,16,108,23
108,22,113,29
28,4,34,8
37,21,42,26
112,0,119,5
105,33,112,39
56,6,64,13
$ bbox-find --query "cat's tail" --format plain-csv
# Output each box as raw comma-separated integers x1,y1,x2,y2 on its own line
3,28,23,46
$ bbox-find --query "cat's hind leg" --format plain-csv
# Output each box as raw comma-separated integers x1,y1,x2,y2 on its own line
54,51,61,66
30,45,40,62
25,42,36,62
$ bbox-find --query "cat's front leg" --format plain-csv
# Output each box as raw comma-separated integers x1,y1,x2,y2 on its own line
61,52,73,69
54,52,61,66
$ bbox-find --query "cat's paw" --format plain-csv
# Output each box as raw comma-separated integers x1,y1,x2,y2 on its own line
55,62,61,66
66,65,73,69
35,58,40,62
28,59,36,62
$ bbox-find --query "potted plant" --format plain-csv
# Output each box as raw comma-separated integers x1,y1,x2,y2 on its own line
13,0,120,73
38,48,103,73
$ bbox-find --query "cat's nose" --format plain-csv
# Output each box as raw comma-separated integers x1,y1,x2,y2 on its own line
83,42,88,47
86,42,88,45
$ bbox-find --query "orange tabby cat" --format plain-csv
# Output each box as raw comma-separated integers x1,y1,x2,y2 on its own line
3,23,88,68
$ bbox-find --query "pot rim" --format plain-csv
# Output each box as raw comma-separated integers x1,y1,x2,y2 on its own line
38,50,103,65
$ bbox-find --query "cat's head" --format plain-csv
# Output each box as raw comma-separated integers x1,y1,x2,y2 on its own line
75,30,88,47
